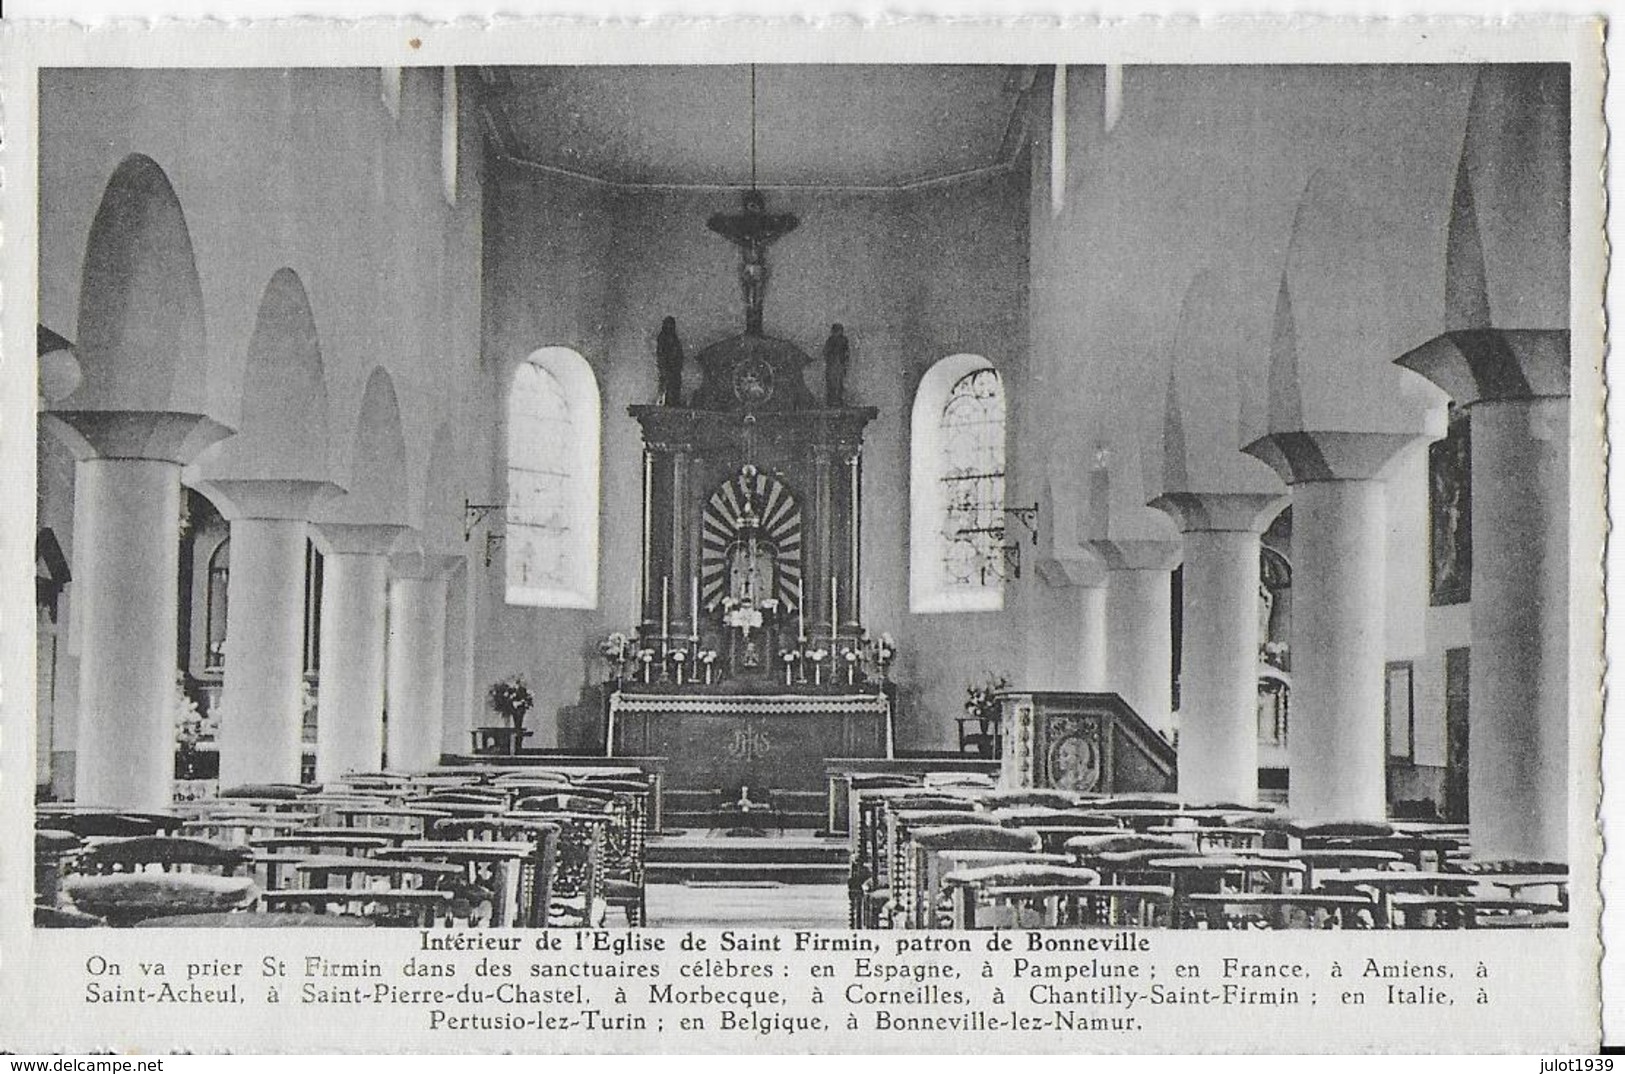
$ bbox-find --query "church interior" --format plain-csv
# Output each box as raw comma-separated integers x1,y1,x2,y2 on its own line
30,63,1578,930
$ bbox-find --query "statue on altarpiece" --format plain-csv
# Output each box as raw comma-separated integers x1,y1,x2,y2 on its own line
822,323,850,407
656,316,685,406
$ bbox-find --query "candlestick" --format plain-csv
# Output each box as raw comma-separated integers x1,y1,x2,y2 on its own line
691,576,700,637
830,577,838,638
798,600,806,641
661,576,670,641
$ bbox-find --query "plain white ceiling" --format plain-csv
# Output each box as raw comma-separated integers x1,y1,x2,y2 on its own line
479,65,1031,188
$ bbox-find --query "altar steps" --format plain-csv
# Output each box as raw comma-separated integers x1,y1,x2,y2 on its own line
661,788,828,831
645,830,848,885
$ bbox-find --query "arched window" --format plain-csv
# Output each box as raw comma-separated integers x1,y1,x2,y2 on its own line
910,355,1006,613
506,348,600,609
205,538,229,669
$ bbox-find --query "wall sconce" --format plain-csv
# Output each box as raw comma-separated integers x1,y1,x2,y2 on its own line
463,498,505,567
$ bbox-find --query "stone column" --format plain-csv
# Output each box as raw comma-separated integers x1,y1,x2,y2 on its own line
311,523,405,781
1148,492,1287,806
386,554,459,772
1090,538,1183,736
1032,555,1108,692
1245,431,1419,823
440,558,474,758
42,410,232,810
1400,329,1570,860
202,479,337,788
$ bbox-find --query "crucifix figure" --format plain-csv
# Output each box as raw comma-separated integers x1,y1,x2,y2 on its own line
708,189,799,335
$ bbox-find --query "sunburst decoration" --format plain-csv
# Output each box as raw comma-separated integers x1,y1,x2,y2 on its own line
700,466,804,613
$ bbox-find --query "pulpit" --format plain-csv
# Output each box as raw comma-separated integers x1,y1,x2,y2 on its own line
997,692,1178,795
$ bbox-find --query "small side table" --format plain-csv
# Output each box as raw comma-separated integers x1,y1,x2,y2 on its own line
472,726,533,756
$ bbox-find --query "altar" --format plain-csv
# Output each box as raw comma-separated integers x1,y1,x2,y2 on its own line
600,190,893,810
606,688,893,797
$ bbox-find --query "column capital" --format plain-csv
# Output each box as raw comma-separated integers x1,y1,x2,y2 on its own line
1033,552,1108,589
44,409,232,465
189,477,344,522
1242,431,1422,485
1396,328,1570,407
1147,491,1288,534
1088,538,1183,572
311,522,410,557
389,552,464,580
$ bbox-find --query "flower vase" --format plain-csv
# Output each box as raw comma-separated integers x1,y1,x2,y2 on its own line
641,661,653,684
846,664,855,686
703,664,714,685
813,664,823,686
675,663,685,686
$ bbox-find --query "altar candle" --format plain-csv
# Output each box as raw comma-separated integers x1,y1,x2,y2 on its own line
799,599,806,641
830,577,838,636
691,576,700,638
661,576,670,639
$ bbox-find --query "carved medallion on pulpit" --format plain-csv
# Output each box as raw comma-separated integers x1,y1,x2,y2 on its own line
1046,716,1103,793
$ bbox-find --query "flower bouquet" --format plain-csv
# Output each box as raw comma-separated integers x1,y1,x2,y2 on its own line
600,631,633,684
488,675,535,730
964,673,1009,726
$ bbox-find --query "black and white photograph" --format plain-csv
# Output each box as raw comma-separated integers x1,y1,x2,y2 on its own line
0,17,1607,1054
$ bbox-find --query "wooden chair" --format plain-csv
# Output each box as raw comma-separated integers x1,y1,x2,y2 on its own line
44,812,184,839
848,791,979,928
35,904,105,927
331,804,454,837
921,772,996,790
65,872,259,926
1386,893,1566,929
430,817,560,927
940,863,1107,928
180,815,316,845
1023,824,1132,854
1144,854,1310,926
35,828,83,907
69,836,254,877
973,790,1082,811
1066,835,1196,879
991,808,1122,829
876,808,1001,928
250,831,398,858
219,783,320,801
260,887,460,927
1443,860,1568,909
1142,825,1267,852
505,808,610,927
1186,892,1377,929
909,825,1042,928
568,784,652,927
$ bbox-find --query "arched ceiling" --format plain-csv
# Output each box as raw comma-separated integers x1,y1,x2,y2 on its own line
477,65,1035,190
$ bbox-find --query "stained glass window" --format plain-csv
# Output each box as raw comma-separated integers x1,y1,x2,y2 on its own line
939,367,1006,587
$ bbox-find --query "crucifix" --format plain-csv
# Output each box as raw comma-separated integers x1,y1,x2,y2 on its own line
708,189,799,335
